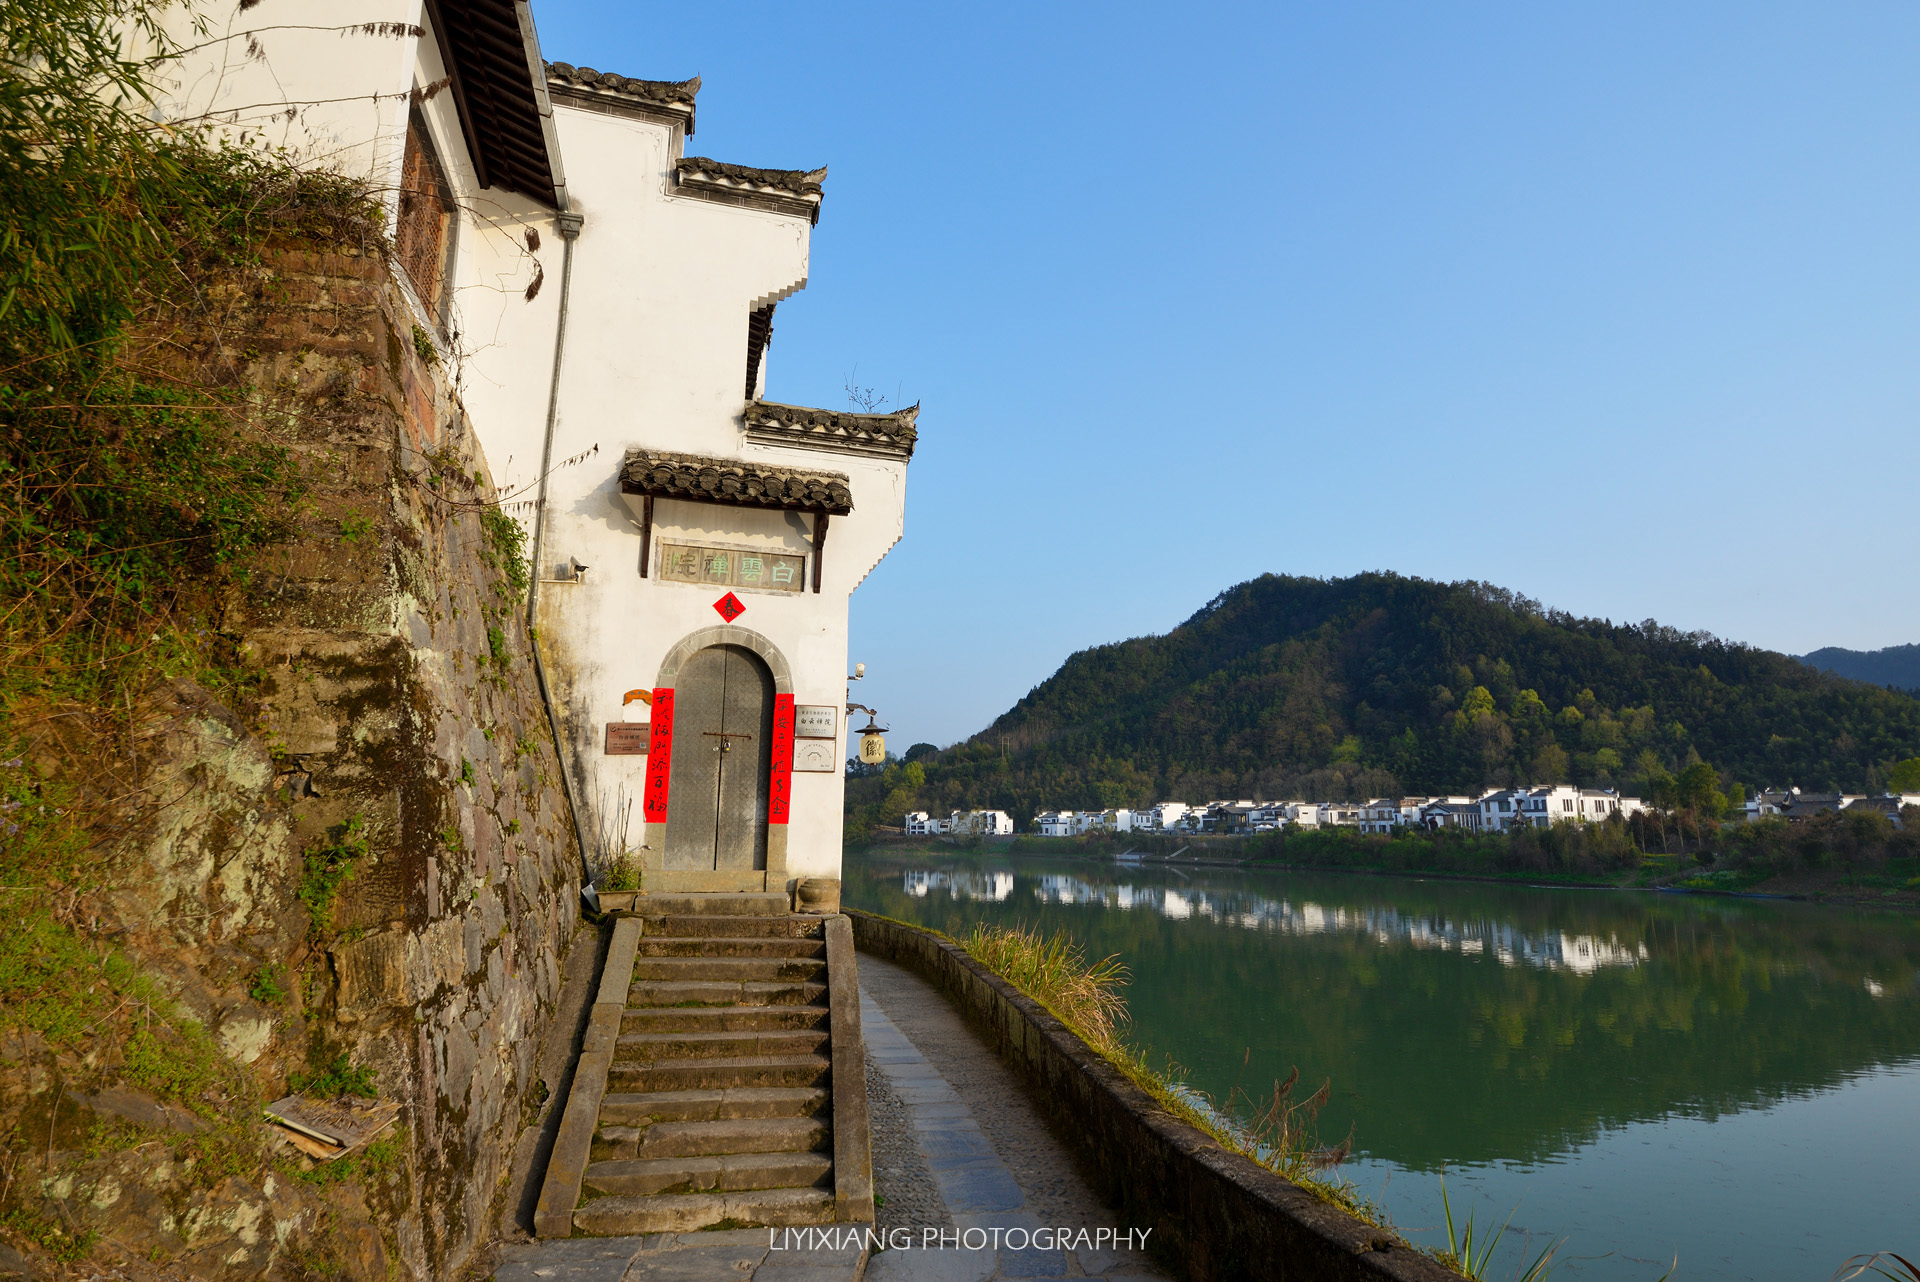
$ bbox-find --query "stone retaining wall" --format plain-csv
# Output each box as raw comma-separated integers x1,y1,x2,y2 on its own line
847,911,1458,1282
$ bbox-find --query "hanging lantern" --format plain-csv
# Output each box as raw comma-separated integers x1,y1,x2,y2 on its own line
858,716,887,765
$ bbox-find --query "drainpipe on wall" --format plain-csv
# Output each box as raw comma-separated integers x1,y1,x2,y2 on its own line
526,208,597,901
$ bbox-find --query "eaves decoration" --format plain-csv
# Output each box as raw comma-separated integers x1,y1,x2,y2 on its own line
545,62,699,134
674,158,826,225
744,401,918,462
620,449,853,515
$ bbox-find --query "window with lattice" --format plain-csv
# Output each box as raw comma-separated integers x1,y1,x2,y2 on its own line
396,111,454,319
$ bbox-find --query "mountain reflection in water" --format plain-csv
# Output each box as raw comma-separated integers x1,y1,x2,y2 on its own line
856,852,1920,1274
852,852,1920,1280
857,853,1920,1165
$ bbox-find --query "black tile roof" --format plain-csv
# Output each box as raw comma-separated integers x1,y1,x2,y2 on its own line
619,450,852,515
545,62,700,133
744,401,918,461
674,158,826,224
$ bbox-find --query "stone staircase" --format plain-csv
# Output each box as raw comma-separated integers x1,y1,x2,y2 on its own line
534,894,872,1237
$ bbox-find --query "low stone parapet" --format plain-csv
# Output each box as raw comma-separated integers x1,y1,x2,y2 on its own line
847,910,1458,1282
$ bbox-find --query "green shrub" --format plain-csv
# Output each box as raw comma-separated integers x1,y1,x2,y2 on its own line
2,1206,97,1262
289,1052,377,1100
298,817,368,935
248,965,288,1004
480,506,530,596
600,856,641,892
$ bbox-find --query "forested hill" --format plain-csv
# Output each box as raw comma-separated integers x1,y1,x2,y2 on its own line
859,573,1920,826
1798,643,1920,694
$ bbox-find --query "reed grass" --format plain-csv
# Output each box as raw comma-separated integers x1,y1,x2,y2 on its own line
1832,1254,1920,1282
962,922,1129,1050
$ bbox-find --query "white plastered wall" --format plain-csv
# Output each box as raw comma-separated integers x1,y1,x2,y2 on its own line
150,0,421,194
505,102,908,885
150,4,909,886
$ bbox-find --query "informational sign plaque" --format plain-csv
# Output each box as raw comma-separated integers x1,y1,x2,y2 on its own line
795,705,837,739
793,740,838,773
605,723,651,755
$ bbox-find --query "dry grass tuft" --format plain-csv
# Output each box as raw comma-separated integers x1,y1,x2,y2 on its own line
962,922,1130,1050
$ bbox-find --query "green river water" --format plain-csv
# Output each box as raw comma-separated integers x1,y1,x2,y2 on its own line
844,848,1920,1281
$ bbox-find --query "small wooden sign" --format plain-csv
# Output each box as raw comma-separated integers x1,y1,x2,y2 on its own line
605,722,651,755
795,705,838,739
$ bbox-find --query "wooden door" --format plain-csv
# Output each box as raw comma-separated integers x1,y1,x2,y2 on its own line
664,645,772,871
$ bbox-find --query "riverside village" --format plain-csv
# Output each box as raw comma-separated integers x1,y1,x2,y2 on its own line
2,3,1917,1282
910,784,1920,840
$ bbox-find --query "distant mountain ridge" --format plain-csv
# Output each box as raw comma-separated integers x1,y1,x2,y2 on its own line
852,573,1920,826
1797,643,1920,694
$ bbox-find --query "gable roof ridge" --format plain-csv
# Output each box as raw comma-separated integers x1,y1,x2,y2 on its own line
546,62,701,105
744,399,918,461
676,156,827,195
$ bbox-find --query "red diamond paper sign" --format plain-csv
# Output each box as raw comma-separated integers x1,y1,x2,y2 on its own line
712,592,746,622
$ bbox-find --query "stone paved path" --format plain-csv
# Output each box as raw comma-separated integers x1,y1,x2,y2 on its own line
491,1227,867,1281
859,952,1167,1282
489,950,1167,1281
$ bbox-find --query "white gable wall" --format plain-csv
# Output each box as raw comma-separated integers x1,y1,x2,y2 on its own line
486,99,905,890
151,2,907,893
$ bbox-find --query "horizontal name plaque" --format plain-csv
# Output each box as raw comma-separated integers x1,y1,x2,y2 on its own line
605,723,651,755
658,541,804,594
795,705,838,739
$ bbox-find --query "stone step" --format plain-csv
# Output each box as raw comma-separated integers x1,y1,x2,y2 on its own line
614,1029,829,1063
635,936,826,959
584,1150,833,1197
598,1087,827,1126
630,893,790,918
572,1187,835,1236
631,956,825,984
606,1054,831,1093
642,914,825,940
593,1115,830,1162
627,979,827,1008
621,1003,829,1035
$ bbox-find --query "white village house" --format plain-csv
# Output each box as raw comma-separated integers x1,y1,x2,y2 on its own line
157,2,914,899
903,810,1014,837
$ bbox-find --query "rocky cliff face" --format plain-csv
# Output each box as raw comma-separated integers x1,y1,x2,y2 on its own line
0,242,584,1279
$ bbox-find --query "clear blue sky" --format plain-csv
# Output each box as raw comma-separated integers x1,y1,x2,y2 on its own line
536,1,1920,749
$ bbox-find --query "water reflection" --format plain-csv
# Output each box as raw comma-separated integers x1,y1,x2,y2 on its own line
1018,872,1651,974
854,852,1920,1281
858,853,1920,1166
902,868,1014,901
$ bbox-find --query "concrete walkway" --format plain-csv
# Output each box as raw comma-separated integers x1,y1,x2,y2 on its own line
859,952,1167,1282
489,949,1166,1282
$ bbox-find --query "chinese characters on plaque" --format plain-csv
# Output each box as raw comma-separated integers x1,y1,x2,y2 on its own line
794,705,837,739
604,723,651,755
658,542,805,594
792,705,837,773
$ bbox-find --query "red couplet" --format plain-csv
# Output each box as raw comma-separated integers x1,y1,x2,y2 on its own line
768,693,795,825
642,687,675,822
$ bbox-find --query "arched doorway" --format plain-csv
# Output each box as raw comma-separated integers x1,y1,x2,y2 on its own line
664,644,774,871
